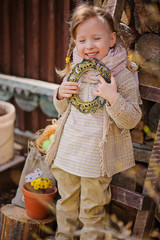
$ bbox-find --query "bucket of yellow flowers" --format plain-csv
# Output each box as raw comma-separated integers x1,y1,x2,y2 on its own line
22,177,57,219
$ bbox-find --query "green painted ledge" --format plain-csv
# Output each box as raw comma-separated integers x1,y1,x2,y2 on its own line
0,74,59,117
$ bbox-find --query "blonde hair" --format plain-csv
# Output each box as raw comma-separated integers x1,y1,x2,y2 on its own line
56,3,134,78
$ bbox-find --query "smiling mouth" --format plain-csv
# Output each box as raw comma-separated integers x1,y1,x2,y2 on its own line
85,52,99,58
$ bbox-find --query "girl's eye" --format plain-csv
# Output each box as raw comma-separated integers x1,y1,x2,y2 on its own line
94,37,101,40
79,40,85,43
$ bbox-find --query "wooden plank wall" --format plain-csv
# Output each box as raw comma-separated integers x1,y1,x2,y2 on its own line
0,0,80,132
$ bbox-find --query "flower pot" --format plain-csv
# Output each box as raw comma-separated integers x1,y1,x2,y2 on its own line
22,182,57,219
0,101,16,165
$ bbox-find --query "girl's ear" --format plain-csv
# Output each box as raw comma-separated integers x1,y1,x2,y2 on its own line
110,32,116,48
73,39,76,45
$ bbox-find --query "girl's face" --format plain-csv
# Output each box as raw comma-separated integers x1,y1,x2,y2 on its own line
74,16,116,61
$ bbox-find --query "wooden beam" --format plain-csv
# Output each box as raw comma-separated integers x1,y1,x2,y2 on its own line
132,142,152,151
111,184,153,211
25,0,40,132
3,0,10,74
132,202,157,240
25,0,39,79
106,0,126,29
10,0,25,131
47,0,56,83
139,84,160,103
134,148,151,164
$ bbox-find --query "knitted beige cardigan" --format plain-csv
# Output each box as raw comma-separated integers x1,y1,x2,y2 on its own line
45,67,142,177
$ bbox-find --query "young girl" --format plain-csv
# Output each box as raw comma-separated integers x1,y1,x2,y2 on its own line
45,3,142,240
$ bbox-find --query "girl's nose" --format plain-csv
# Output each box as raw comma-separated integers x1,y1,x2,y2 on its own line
86,40,94,49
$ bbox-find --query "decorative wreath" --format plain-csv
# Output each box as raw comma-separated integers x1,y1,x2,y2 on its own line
67,58,111,113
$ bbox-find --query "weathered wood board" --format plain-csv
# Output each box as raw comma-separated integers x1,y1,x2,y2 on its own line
0,204,56,240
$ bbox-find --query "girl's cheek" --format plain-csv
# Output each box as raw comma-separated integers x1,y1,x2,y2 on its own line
76,49,83,59
78,46,85,57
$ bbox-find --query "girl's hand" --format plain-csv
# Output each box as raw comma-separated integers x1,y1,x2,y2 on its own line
94,75,118,105
57,82,79,100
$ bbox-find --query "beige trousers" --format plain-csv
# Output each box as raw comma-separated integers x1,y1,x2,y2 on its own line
52,163,112,240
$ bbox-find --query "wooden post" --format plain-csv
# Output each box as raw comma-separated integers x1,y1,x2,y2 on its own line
0,204,56,240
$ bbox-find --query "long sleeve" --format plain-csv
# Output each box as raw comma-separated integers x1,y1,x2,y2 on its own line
53,74,69,116
106,68,142,129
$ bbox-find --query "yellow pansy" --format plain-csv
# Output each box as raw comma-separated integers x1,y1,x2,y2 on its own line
30,177,53,190
34,183,39,190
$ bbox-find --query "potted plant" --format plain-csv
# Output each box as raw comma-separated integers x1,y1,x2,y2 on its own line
0,101,16,165
22,177,57,219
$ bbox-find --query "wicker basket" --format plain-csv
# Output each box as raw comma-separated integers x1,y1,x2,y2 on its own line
29,119,58,155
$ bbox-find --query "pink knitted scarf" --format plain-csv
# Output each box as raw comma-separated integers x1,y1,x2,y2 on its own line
73,43,138,75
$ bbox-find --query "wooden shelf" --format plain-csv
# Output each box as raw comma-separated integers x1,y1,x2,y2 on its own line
0,155,25,173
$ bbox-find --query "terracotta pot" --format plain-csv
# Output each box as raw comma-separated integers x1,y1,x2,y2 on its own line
0,101,16,165
22,182,57,219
